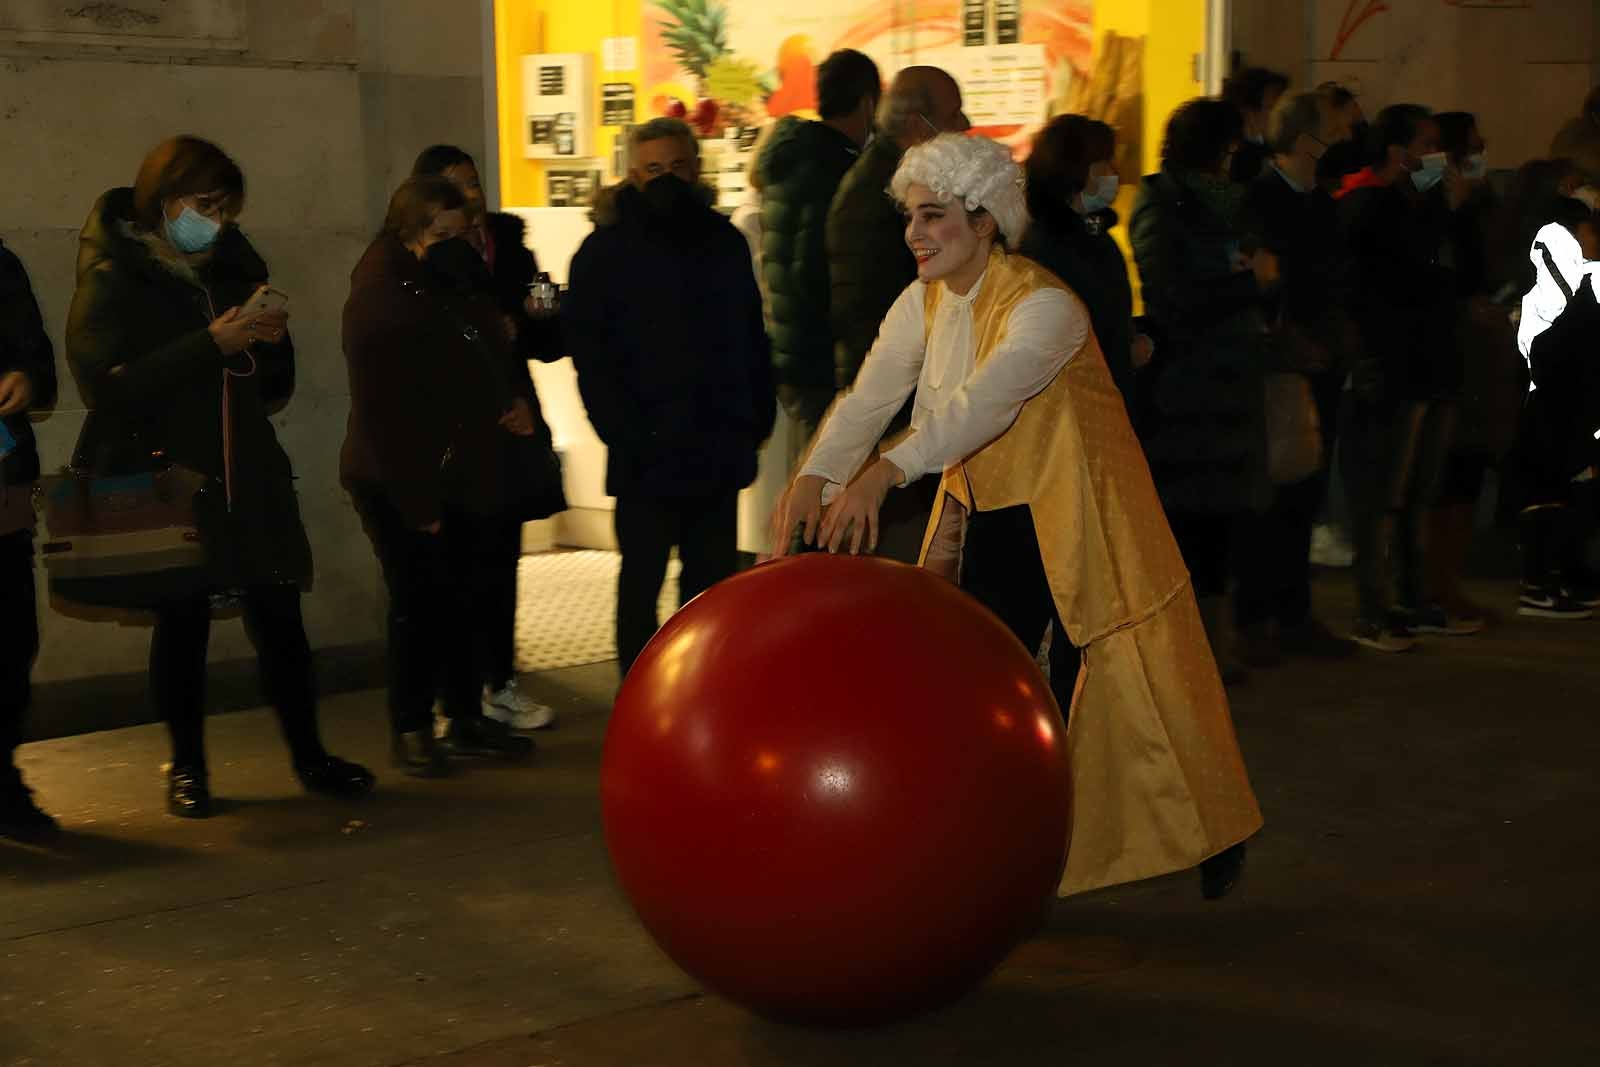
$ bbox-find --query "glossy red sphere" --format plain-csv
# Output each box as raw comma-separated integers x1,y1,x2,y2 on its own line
601,554,1072,1025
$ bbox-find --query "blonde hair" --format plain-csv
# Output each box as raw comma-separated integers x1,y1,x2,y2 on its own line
889,134,1029,244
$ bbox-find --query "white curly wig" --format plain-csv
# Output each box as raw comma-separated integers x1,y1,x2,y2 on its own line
889,133,1030,246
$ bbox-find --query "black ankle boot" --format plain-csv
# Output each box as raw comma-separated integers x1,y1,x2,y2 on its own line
391,730,450,778
296,755,377,798
166,765,213,819
1200,842,1247,900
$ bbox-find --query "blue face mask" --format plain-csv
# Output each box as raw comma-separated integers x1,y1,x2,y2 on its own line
1079,174,1120,215
1411,152,1449,193
164,206,222,253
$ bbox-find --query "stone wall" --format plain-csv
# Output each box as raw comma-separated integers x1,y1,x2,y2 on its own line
1,1,488,698
1231,0,1600,173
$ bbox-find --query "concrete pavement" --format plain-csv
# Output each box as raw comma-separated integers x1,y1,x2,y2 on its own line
3,577,1597,1065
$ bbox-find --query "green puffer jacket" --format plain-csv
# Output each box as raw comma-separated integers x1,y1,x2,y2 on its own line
827,135,916,389
757,116,861,390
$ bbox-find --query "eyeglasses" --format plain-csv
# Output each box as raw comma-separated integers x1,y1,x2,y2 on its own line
918,113,941,136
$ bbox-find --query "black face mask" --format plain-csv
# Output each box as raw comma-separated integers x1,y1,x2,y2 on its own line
641,173,701,218
423,236,491,292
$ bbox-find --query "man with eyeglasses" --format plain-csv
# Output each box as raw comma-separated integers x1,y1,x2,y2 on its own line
1235,90,1361,666
564,119,775,678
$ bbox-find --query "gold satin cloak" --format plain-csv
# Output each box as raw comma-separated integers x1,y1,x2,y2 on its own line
917,250,1263,896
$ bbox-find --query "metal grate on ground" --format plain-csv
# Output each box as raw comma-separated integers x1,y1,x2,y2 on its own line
514,550,682,672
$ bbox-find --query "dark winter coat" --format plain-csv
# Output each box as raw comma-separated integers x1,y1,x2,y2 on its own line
1130,169,1270,516
484,210,563,376
827,135,915,390
0,240,56,488
1018,209,1136,400
341,235,510,529
1335,169,1456,406
563,182,775,499
757,117,861,390
1230,139,1272,185
1242,166,1359,375
65,187,311,590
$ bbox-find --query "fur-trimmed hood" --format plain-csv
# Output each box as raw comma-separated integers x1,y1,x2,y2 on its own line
588,178,720,229
76,187,268,294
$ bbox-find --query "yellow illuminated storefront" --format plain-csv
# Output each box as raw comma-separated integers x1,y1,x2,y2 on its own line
484,0,1226,550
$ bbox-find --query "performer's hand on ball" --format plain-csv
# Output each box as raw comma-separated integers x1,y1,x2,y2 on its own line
819,459,903,556
772,475,827,557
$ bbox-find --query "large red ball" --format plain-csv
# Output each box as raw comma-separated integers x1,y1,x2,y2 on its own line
601,554,1072,1025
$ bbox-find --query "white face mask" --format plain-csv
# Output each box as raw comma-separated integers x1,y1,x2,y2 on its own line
1412,151,1449,192
1461,153,1487,180
1078,174,1119,215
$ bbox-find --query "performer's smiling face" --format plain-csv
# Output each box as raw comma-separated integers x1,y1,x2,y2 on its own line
904,183,995,286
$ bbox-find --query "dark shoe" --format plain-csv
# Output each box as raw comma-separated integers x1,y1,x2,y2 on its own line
392,730,451,778
1562,582,1600,609
443,714,535,760
166,765,213,819
1407,602,1485,636
1350,616,1418,653
1518,585,1593,620
1235,623,1283,669
296,755,377,798
1200,842,1247,901
0,775,60,843
1279,617,1357,659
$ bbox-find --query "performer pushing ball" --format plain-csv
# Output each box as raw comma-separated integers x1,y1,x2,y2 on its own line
775,134,1261,899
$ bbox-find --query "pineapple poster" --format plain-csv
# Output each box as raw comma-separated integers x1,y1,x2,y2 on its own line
641,0,1095,157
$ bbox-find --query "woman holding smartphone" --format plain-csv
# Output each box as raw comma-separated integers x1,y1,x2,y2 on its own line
66,136,375,818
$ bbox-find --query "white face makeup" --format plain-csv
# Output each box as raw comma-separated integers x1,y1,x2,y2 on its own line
903,183,988,287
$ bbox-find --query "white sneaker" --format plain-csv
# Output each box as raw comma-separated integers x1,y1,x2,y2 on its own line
1310,524,1355,568
483,683,556,730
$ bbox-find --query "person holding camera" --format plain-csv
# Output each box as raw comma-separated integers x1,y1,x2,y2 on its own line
1,239,57,840
65,136,375,818
409,145,560,732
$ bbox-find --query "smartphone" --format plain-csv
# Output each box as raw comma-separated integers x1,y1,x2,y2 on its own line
239,285,289,317
0,420,15,461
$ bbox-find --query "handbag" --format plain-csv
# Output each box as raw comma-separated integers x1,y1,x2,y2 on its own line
442,290,568,523
1264,371,1323,486
502,416,567,522
37,415,211,611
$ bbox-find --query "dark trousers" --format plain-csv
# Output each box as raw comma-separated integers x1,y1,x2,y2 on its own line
1339,394,1455,620
1166,512,1237,599
1520,481,1597,588
615,491,739,677
1238,372,1344,628
150,584,326,775
473,515,522,692
960,506,1080,718
352,489,481,734
1236,476,1323,628
0,531,38,772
